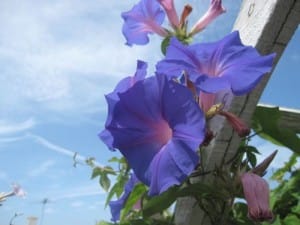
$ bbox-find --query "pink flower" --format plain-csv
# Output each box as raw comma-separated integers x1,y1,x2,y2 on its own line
190,0,226,35
12,184,26,197
157,0,180,28
218,110,250,137
241,173,274,222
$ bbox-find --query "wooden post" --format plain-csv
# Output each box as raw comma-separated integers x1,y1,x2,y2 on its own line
174,0,300,224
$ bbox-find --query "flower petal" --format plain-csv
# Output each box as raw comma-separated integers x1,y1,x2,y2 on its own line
100,74,205,194
156,37,201,80
194,75,231,93
109,173,140,222
99,60,147,150
148,140,199,196
156,31,276,95
190,0,226,35
158,74,205,148
107,60,148,101
121,0,167,46
157,0,179,28
241,173,274,222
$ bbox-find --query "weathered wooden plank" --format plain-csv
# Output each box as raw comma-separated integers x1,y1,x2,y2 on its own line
174,0,300,224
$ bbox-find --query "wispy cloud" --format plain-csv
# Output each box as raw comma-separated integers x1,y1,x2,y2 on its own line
0,0,241,120
0,0,158,118
0,118,35,135
51,184,105,201
70,201,84,208
0,135,27,144
28,160,56,177
27,133,102,167
88,200,105,210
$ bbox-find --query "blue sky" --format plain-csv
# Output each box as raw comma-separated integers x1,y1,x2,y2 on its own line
0,0,299,225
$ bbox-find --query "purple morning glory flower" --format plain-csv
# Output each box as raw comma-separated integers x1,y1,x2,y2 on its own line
109,173,140,222
100,60,147,149
156,31,276,96
99,73,205,196
122,0,168,46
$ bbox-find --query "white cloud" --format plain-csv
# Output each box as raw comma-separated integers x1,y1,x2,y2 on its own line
28,133,103,167
28,160,56,177
51,184,105,201
70,201,84,208
88,201,105,210
0,0,160,117
0,0,241,120
0,135,27,144
0,118,36,135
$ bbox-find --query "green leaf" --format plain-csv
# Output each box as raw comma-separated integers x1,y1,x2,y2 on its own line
282,215,300,225
85,157,96,167
252,106,300,154
262,216,282,225
120,183,147,221
91,167,103,179
271,170,300,219
246,151,257,168
161,36,171,55
231,202,255,225
143,182,231,218
96,221,115,225
143,186,178,217
271,154,298,181
105,175,127,207
178,182,229,199
108,156,120,163
100,173,111,192
103,166,117,175
124,219,150,225
245,146,260,154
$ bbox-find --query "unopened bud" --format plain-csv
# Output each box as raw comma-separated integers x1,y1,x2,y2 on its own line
252,150,278,176
179,4,193,28
190,0,226,36
240,173,274,222
219,111,250,137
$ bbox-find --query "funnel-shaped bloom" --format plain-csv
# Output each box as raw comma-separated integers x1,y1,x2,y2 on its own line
190,0,226,35
107,60,147,101
109,173,140,222
241,173,274,222
101,60,147,149
157,0,179,28
156,31,275,96
100,73,205,196
122,0,168,46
